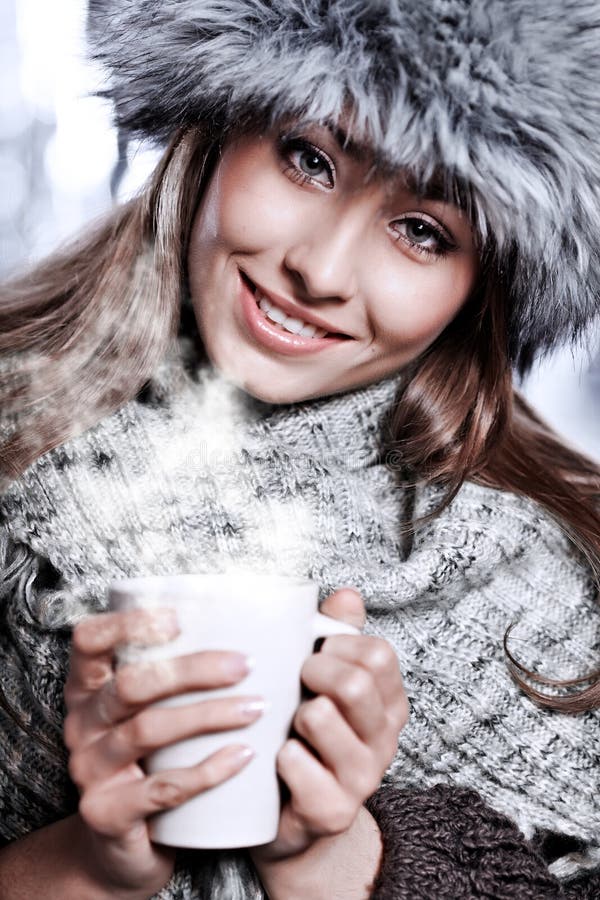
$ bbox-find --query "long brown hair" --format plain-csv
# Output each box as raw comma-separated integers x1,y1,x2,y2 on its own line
1,127,599,711
0,127,215,483
390,279,600,711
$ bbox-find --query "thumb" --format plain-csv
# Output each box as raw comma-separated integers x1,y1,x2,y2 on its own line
319,587,366,631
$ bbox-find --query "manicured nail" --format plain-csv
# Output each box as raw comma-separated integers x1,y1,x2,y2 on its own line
239,698,269,720
226,744,255,766
225,653,255,678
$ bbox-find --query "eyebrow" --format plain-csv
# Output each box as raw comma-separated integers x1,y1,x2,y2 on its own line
325,124,453,202
328,123,372,163
288,118,372,163
402,170,451,203
291,119,469,209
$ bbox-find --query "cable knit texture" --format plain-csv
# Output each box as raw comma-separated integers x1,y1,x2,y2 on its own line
1,332,599,896
366,784,562,899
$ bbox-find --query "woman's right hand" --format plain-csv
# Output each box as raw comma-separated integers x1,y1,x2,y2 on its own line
64,607,261,899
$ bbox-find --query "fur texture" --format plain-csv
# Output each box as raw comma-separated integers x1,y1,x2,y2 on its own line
86,0,600,369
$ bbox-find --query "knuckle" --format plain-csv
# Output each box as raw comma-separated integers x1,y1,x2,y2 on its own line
77,792,96,827
83,669,112,693
324,797,355,834
148,776,186,810
354,768,380,799
341,670,372,705
74,662,113,694
127,710,159,752
78,791,109,835
293,789,355,835
297,696,335,732
362,640,396,674
199,758,222,788
114,666,140,705
308,695,336,725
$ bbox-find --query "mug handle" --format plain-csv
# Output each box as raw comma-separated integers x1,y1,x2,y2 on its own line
312,610,361,640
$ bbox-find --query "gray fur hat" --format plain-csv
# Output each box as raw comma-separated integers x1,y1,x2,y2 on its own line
87,0,600,372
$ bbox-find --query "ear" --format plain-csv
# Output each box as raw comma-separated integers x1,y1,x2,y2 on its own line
319,587,365,631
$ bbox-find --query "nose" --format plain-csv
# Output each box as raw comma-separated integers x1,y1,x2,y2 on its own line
283,215,360,302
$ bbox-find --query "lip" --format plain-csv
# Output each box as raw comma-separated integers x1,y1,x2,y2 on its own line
238,271,354,357
246,275,352,338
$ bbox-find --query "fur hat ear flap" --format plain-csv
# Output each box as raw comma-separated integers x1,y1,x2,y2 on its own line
87,0,600,369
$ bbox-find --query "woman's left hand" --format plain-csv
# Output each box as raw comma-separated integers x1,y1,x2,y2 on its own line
251,587,408,866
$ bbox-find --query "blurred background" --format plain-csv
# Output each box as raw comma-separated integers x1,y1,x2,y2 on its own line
1,0,598,462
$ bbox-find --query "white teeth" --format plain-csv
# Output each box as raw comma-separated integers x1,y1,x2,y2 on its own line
255,290,329,338
282,317,305,334
266,306,288,325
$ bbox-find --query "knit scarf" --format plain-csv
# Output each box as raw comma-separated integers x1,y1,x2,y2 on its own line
1,333,599,896
0,334,410,626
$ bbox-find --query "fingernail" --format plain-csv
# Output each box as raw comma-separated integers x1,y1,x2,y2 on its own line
225,653,255,678
239,698,269,720
226,744,255,766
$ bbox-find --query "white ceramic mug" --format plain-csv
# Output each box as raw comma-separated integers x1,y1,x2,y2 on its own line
108,571,359,849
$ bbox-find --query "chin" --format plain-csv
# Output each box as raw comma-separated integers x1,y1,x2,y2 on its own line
206,353,296,404
239,377,309,405
207,339,349,405
244,375,354,405
237,369,334,404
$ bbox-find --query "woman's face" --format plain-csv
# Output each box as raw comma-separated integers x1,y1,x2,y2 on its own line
187,122,479,403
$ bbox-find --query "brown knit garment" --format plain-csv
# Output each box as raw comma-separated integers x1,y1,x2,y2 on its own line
366,784,599,899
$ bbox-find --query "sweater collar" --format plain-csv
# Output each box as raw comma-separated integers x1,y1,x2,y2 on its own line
159,330,407,474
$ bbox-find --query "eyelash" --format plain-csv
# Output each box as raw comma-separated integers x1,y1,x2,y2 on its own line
390,219,455,260
279,135,335,188
278,134,456,260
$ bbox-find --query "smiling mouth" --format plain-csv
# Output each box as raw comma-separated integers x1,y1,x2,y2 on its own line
241,272,352,340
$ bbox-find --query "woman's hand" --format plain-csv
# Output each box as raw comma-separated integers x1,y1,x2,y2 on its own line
64,607,261,899
251,587,408,892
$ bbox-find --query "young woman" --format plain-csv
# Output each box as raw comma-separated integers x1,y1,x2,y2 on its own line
1,1,599,898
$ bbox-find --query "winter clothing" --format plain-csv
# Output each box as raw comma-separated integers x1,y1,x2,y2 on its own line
1,326,599,897
2,2,599,896
86,0,600,370
366,784,600,900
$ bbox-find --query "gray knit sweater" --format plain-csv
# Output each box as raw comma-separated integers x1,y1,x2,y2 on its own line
1,331,599,897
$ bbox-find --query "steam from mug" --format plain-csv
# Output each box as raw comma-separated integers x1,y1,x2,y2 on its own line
108,571,359,849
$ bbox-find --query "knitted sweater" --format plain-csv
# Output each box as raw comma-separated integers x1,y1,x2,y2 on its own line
1,331,599,897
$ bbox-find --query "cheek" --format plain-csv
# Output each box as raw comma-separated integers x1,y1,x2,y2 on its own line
371,258,475,350
190,147,299,260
